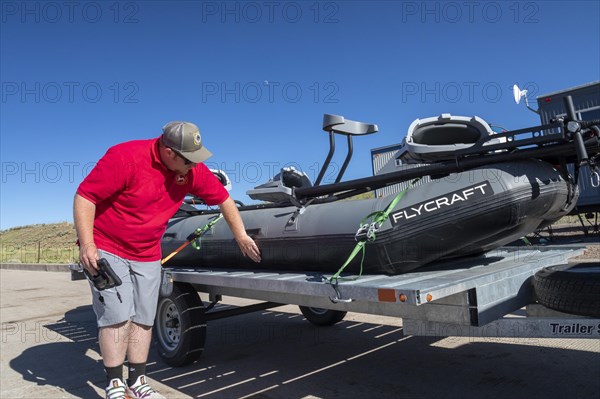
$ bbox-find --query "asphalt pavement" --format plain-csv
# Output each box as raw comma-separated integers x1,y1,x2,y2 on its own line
1,267,599,399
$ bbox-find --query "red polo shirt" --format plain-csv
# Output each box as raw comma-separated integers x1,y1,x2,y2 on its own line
77,138,229,261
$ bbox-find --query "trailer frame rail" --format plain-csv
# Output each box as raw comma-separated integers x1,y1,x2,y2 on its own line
164,245,587,327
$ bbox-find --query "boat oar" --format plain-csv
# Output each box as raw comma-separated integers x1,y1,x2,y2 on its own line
161,214,223,265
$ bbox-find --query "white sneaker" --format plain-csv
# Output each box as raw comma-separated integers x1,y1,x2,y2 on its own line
126,375,166,399
105,378,127,399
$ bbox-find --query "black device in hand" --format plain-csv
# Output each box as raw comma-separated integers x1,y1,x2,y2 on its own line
84,258,122,291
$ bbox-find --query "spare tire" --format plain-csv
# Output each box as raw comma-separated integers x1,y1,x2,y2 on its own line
533,262,600,317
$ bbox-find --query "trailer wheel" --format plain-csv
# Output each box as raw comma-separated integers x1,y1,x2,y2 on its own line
533,262,600,317
155,283,206,367
299,306,347,326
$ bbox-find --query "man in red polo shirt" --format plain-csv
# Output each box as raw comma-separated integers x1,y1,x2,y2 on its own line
74,121,261,399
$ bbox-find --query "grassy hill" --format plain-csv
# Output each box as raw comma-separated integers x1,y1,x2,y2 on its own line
0,222,78,264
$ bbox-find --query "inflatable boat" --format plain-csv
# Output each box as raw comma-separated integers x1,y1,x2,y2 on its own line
162,104,599,275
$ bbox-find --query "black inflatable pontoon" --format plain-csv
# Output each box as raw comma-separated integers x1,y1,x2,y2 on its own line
162,98,599,275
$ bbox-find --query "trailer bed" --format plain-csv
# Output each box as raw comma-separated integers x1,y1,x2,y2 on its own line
164,245,586,327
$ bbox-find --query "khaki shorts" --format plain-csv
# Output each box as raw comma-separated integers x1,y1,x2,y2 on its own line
89,250,161,328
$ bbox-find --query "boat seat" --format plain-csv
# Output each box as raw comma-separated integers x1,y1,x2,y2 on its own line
323,114,378,135
412,123,483,145
396,114,499,164
280,168,312,189
247,167,312,203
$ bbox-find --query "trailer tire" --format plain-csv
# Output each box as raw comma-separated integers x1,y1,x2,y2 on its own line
299,306,347,326
155,283,206,367
533,262,600,317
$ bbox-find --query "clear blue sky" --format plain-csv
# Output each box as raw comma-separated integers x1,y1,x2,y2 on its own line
1,0,599,230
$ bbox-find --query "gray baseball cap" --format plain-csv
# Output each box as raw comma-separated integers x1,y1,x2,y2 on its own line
161,121,213,163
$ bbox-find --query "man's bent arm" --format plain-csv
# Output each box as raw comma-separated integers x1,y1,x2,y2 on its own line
73,193,99,271
219,196,261,263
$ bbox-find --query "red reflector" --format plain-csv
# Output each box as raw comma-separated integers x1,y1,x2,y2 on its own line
545,97,552,102
378,289,396,302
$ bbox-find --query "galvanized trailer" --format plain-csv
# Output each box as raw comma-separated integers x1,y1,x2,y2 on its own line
154,245,600,367
155,100,600,366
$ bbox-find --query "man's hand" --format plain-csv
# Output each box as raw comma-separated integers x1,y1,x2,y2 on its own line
236,234,261,263
79,242,99,274
219,196,262,263
74,193,99,273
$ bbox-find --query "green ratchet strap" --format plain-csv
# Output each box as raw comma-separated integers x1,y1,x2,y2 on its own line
191,214,223,250
328,178,421,285
161,213,223,265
